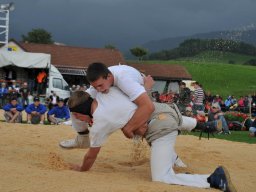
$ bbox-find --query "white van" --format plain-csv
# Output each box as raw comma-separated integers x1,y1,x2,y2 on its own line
46,67,70,100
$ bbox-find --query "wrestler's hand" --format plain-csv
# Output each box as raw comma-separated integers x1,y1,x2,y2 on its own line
134,124,148,136
144,75,155,91
121,127,134,139
69,163,82,172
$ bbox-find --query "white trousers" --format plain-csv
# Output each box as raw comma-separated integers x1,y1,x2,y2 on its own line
178,116,197,132
70,113,89,132
151,131,210,188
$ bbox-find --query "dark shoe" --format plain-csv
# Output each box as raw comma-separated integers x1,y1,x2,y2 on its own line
196,121,222,133
207,166,237,192
218,130,231,135
224,131,231,135
195,122,209,131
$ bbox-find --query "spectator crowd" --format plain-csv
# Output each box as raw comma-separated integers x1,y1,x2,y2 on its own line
151,81,256,136
1,79,256,138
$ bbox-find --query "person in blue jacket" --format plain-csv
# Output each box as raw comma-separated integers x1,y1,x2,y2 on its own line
25,96,47,124
47,98,70,125
3,97,23,123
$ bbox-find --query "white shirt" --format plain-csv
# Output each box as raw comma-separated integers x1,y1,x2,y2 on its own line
90,87,137,147
51,96,57,105
87,65,145,101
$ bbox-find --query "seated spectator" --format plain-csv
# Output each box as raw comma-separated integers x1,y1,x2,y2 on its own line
184,106,206,121
25,96,47,124
224,96,232,110
205,91,213,103
237,96,245,107
229,95,238,110
47,98,70,125
208,103,231,134
0,82,8,108
184,106,193,117
212,94,222,106
151,91,160,102
249,119,256,137
237,96,245,112
3,97,23,123
159,92,173,103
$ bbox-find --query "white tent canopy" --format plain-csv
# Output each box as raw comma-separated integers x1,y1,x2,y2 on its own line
0,50,60,74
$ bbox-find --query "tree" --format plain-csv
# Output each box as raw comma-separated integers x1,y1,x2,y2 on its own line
130,47,148,60
22,28,54,44
104,44,116,50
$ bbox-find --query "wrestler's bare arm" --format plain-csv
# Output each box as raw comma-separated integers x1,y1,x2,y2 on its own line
122,92,154,138
143,75,154,91
71,147,101,172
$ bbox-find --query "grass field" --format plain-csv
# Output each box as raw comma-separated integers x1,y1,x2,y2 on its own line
188,131,256,144
128,51,256,98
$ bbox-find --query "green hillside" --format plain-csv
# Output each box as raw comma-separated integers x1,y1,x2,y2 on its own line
179,51,256,65
128,51,256,98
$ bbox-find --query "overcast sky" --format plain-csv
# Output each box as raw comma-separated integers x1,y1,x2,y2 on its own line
1,0,256,50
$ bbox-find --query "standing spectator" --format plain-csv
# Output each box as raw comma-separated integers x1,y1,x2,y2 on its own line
252,92,256,104
70,85,77,95
79,84,86,91
249,119,256,137
8,85,18,100
75,85,80,91
3,97,23,123
192,82,205,114
4,68,16,81
243,96,249,113
47,98,70,125
10,80,19,92
205,91,213,103
208,103,231,135
9,80,21,105
28,69,36,95
178,82,191,113
19,82,31,107
25,96,47,124
48,91,59,110
0,82,8,108
36,70,47,95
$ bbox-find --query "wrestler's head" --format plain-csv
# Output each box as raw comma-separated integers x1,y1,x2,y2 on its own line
68,91,93,122
86,62,114,94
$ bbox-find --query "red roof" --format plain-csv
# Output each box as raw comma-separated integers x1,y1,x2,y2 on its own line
4,41,191,80
128,63,192,80
20,43,125,69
